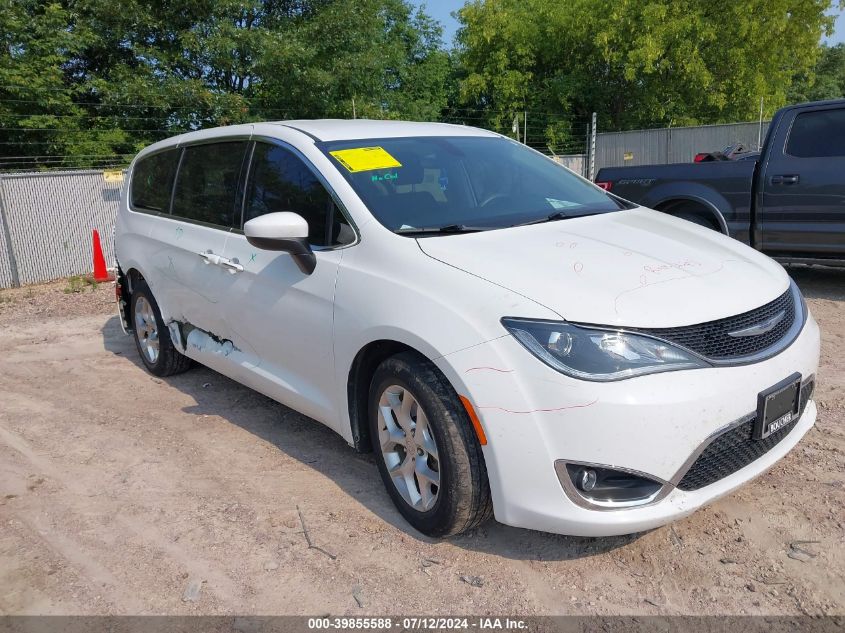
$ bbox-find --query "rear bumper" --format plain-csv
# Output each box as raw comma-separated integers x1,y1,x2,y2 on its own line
115,263,131,335
435,313,821,536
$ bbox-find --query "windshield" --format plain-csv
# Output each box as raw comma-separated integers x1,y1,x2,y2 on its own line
319,135,628,234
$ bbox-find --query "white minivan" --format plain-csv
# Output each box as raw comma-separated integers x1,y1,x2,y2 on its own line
115,120,820,537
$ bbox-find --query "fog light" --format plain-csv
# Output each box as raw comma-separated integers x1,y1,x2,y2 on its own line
556,461,665,508
578,468,597,491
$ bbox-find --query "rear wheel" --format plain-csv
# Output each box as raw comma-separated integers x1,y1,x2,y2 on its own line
131,281,192,377
675,210,719,231
661,200,720,232
368,352,492,537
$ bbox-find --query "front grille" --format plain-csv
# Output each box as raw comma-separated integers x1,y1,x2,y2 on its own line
677,378,814,492
634,287,797,361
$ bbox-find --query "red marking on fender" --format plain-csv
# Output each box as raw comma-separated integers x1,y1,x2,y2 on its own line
465,366,514,374
478,397,599,414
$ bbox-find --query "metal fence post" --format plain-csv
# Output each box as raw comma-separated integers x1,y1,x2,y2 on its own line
0,176,21,288
589,112,597,180
666,126,672,164
584,123,591,178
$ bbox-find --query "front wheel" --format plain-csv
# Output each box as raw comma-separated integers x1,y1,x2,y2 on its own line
368,352,492,537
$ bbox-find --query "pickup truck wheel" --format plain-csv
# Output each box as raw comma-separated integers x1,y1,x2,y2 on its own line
368,352,492,537
674,210,719,232
131,281,193,377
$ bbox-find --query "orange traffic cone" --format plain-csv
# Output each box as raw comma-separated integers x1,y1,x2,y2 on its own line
92,229,114,282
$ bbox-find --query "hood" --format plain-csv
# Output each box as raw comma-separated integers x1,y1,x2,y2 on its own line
417,208,789,328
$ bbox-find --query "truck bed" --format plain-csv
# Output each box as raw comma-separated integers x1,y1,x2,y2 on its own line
595,160,757,244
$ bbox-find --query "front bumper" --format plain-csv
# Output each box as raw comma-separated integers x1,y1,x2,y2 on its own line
435,313,821,537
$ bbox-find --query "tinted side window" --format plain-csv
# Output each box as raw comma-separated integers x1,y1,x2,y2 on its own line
786,109,845,158
130,149,180,212
171,141,249,227
244,143,353,247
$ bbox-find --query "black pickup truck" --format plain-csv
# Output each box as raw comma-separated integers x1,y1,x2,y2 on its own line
595,99,845,266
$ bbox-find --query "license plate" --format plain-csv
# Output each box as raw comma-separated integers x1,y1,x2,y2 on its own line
754,373,801,440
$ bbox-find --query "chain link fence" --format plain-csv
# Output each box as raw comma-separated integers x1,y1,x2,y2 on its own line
0,170,122,288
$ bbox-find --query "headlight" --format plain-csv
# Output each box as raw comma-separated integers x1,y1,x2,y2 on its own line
501,318,710,381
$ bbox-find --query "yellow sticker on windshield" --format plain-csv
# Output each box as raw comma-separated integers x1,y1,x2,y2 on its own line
329,146,402,173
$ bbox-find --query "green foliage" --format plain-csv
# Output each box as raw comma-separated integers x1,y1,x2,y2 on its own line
456,0,840,131
789,44,845,102
0,0,450,169
64,275,84,293
253,0,449,119
0,0,842,167
62,275,98,293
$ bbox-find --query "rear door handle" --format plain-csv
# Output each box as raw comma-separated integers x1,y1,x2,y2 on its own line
219,259,244,274
770,174,799,185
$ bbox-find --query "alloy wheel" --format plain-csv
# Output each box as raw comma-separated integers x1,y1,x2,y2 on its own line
134,295,160,364
377,385,441,511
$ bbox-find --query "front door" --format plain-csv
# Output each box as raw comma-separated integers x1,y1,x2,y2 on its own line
219,140,356,429
760,104,845,257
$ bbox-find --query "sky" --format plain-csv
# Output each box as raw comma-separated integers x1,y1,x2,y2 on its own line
415,1,844,47
828,9,845,44
416,0,462,44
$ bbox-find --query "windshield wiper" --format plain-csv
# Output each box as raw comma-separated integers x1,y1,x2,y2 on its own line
512,210,603,227
394,224,491,235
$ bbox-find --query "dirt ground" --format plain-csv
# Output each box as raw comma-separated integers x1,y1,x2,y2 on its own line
0,269,843,616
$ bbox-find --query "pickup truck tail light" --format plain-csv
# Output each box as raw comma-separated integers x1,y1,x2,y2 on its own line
595,181,612,191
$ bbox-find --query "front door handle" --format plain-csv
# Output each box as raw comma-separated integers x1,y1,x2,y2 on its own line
198,250,223,265
198,251,243,274
770,174,800,185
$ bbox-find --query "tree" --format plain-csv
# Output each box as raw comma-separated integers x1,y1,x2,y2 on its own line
788,43,845,102
0,0,450,169
455,0,840,134
0,1,123,170
253,0,450,120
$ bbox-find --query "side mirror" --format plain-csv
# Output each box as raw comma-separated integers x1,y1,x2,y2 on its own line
244,212,316,275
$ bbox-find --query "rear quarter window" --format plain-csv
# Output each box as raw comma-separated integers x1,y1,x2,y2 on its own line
130,149,181,212
786,108,845,158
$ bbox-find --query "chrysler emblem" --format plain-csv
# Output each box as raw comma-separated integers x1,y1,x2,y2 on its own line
728,310,786,338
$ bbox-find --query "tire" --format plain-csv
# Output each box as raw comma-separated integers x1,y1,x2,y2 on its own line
368,352,492,537
674,210,719,231
130,280,193,377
